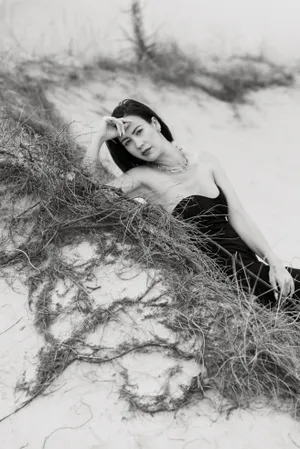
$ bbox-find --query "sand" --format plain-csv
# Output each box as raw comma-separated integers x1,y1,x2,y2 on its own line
1,270,300,449
1,63,300,448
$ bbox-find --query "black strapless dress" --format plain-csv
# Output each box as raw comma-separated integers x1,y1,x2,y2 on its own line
172,186,300,308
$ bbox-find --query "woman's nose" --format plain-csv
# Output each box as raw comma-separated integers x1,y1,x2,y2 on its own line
134,137,144,149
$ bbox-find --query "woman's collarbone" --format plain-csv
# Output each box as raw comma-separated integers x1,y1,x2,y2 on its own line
140,159,213,209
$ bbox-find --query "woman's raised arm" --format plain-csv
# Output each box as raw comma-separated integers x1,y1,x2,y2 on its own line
82,117,146,198
83,116,132,177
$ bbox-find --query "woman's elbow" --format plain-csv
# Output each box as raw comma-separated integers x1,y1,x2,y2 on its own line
107,172,143,197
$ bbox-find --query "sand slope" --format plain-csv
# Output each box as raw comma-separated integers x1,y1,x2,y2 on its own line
1,69,300,448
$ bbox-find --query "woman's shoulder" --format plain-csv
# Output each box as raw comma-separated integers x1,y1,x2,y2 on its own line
128,164,153,178
127,165,156,188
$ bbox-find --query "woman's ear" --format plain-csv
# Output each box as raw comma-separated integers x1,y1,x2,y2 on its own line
151,117,161,132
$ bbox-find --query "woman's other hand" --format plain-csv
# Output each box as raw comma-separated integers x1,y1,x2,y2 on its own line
268,262,295,301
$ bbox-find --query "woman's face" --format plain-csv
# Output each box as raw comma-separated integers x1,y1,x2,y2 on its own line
118,115,163,162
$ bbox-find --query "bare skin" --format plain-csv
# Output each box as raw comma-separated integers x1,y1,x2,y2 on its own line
88,115,219,212
132,152,219,214
84,115,295,298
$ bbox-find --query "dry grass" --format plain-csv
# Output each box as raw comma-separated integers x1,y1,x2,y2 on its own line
123,0,294,103
1,61,300,424
8,27,294,107
7,0,294,108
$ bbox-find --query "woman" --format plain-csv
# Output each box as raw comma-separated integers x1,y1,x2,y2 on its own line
85,99,300,309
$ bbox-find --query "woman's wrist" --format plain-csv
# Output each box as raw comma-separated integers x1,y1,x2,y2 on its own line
263,252,282,267
91,133,106,150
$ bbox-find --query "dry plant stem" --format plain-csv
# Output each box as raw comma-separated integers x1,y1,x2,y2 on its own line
289,434,300,448
0,318,22,336
42,401,93,449
124,1,294,103
0,391,42,424
0,342,188,424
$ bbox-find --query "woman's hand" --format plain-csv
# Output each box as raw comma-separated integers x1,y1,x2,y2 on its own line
268,262,295,301
84,117,132,173
97,116,132,141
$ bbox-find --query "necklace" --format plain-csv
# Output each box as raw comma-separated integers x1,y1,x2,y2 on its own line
151,144,189,173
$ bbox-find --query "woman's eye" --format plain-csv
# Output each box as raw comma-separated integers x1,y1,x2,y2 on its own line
136,129,142,135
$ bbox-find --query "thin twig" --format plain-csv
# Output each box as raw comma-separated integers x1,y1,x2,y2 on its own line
14,249,39,271
0,318,22,337
42,401,93,449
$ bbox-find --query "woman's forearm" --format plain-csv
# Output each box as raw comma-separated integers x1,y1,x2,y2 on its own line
230,213,281,266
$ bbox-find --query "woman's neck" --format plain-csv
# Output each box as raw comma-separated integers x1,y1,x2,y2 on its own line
154,141,186,168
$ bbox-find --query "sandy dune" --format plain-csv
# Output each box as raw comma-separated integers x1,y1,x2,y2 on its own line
1,63,300,449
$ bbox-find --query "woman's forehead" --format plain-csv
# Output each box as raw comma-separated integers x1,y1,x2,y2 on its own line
125,115,145,124
118,116,145,143
123,116,148,136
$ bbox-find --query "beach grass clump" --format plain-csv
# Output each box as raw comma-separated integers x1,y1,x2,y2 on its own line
11,0,295,107
125,0,294,103
11,31,294,106
1,62,300,423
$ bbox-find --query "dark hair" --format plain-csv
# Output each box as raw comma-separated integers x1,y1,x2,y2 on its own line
106,99,173,173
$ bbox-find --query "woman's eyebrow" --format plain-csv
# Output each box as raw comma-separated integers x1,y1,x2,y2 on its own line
121,125,140,143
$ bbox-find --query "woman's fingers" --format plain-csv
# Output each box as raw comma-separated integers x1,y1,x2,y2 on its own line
285,270,295,296
117,122,123,137
286,275,295,297
280,272,294,298
102,116,132,138
104,117,123,136
120,118,132,136
281,281,289,298
268,270,279,299
269,265,296,302
121,118,132,124
110,117,131,136
103,116,115,124
120,121,127,136
290,278,295,296
279,278,294,300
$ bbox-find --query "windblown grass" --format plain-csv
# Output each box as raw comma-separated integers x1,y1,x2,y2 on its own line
11,33,295,106
125,0,294,103
1,64,300,423
0,0,295,105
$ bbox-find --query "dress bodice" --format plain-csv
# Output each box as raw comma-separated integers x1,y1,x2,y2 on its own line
171,186,257,262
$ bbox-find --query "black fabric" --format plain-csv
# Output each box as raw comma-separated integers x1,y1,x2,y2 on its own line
172,186,300,309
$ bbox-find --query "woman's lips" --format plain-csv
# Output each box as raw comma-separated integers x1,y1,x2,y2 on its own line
142,147,151,156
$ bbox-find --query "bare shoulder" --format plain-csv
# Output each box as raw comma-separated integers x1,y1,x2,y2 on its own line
202,153,247,216
201,152,232,184
128,164,151,174
127,164,153,184
106,165,151,197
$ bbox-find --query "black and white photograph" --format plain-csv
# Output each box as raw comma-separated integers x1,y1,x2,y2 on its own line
1,1,300,448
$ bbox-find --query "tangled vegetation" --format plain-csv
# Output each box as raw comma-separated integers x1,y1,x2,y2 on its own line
1,61,300,425
124,0,294,103
10,0,295,108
